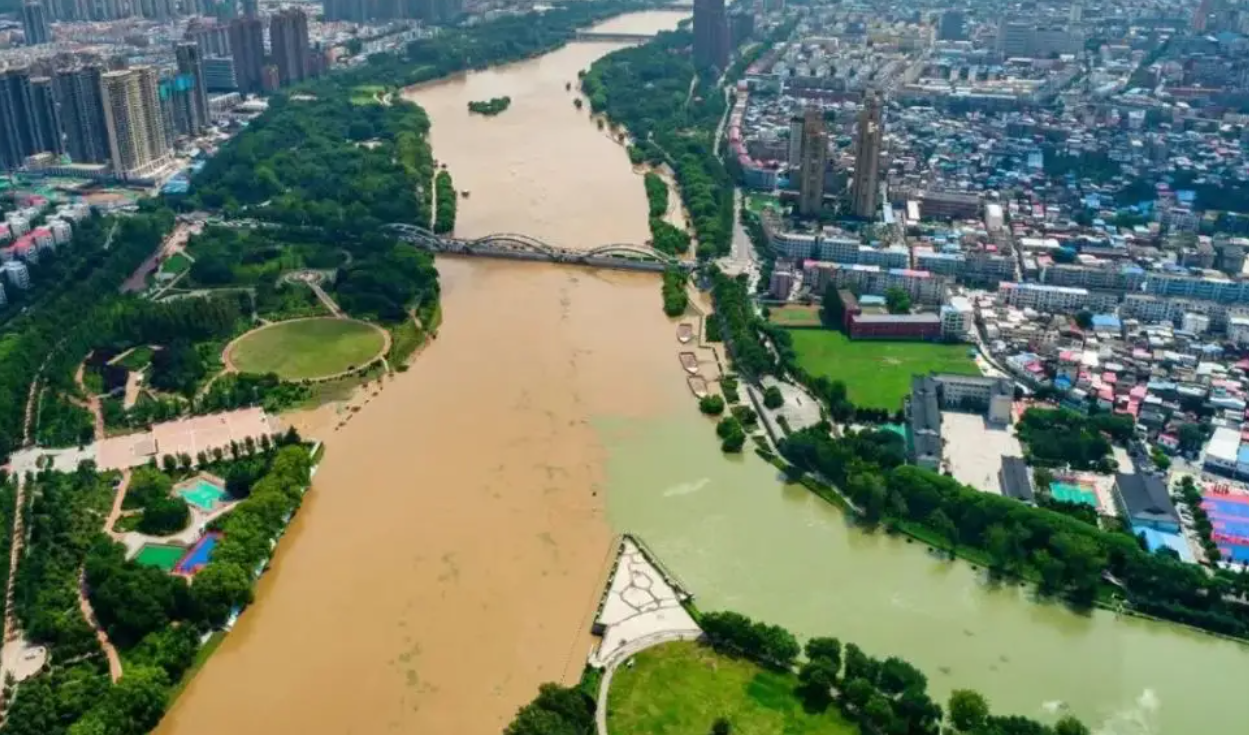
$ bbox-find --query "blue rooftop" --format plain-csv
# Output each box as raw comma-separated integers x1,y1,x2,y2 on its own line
1135,526,1195,563
1092,314,1121,329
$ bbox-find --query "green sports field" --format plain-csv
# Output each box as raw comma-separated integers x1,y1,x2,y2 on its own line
228,318,386,381
768,304,822,327
608,640,857,735
134,544,184,572
786,328,979,409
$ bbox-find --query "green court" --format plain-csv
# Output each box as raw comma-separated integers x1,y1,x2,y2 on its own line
134,544,186,572
178,478,227,512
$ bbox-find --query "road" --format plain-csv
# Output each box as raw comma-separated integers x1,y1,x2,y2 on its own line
594,630,703,735
122,220,200,294
715,190,761,292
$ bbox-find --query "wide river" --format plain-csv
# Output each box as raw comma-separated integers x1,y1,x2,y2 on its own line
158,10,1246,735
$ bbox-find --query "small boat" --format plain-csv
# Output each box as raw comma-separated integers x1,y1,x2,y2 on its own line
687,376,709,399
677,323,694,343
461,190,471,198
679,352,699,375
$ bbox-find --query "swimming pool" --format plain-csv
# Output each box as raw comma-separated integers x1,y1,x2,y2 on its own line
178,478,227,512
1051,481,1098,508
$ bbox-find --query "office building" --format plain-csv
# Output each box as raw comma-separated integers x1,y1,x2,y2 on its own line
55,66,110,164
228,15,265,95
0,68,39,170
693,0,730,72
270,8,311,87
906,373,1014,470
22,2,51,46
29,77,63,156
100,67,170,180
175,41,211,133
797,107,827,217
851,91,883,219
937,10,964,41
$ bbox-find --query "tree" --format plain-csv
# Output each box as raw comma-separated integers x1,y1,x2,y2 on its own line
763,386,784,409
798,658,839,710
948,689,989,733
1055,715,1091,735
805,636,841,671
190,561,253,626
700,395,726,415
926,508,958,555
885,287,911,314
137,496,190,535
841,677,875,710
863,694,895,733
1074,310,1094,329
711,717,732,735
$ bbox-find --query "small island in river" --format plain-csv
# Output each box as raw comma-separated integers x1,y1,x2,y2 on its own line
467,96,512,116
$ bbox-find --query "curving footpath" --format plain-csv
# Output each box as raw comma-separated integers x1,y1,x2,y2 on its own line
594,630,702,735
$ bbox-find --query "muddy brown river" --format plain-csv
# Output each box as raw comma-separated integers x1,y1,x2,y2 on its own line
159,10,1248,735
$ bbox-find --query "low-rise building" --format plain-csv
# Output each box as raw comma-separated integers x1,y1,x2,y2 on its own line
1113,473,1180,534
998,282,1089,313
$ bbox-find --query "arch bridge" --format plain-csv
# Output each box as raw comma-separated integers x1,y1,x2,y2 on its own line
384,224,691,273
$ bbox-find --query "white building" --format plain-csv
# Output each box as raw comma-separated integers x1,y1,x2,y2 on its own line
50,220,72,245
1229,316,1249,346
997,281,1089,313
1182,312,1212,335
941,296,973,341
1,261,30,289
1205,425,1242,476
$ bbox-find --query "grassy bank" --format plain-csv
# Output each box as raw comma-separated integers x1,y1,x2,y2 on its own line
608,640,858,735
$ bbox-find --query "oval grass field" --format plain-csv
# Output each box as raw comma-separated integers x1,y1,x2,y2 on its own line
228,318,386,381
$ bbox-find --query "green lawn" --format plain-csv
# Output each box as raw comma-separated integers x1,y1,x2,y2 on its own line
116,345,155,371
786,328,979,410
161,252,192,276
229,318,386,381
608,640,858,735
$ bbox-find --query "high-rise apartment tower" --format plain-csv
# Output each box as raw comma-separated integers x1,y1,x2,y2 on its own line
797,108,827,217
693,0,730,72
100,67,170,179
851,91,884,220
228,15,265,95
22,2,52,45
55,66,110,164
270,8,311,87
175,41,211,133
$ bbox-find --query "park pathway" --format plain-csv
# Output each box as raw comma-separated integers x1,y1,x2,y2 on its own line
77,468,131,684
77,569,122,682
74,358,106,442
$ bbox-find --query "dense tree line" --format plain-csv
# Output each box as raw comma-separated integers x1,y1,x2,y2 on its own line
643,171,668,219
502,683,596,735
195,372,309,415
1016,408,1133,471
650,218,691,256
333,242,439,322
190,95,431,232
710,270,775,377
13,467,114,663
661,267,688,317
433,170,457,234
0,208,174,462
581,30,734,258
4,444,312,735
778,424,1249,637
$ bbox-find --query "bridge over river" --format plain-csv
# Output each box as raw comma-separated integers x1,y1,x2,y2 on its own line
574,30,660,42
384,224,692,273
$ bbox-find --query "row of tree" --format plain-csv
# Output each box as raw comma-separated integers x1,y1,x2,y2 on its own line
433,170,457,234
580,30,734,258
700,609,1090,735
710,270,776,377
777,424,1249,637
661,267,689,317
